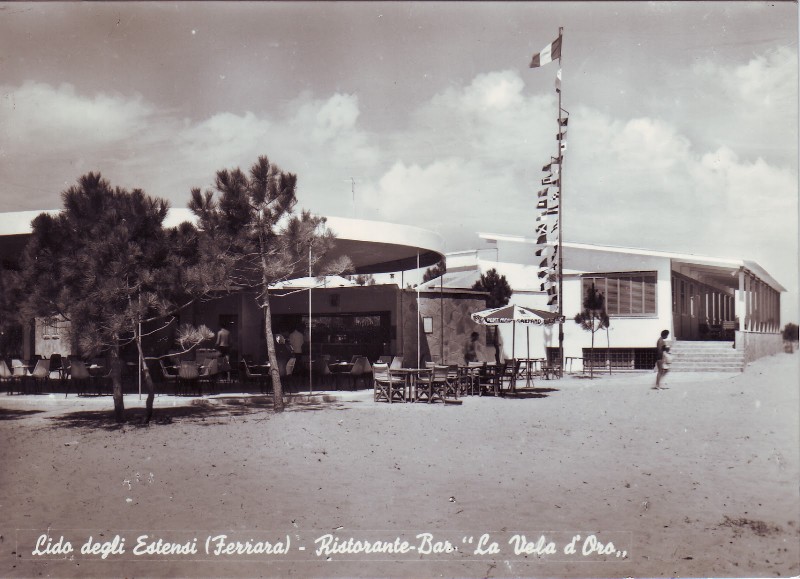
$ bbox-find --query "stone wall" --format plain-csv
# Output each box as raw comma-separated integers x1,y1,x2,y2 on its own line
735,331,785,364
400,290,490,366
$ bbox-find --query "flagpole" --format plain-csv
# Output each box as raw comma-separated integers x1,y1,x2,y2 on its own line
557,26,565,374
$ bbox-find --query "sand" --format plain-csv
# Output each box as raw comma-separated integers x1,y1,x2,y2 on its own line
1,351,798,578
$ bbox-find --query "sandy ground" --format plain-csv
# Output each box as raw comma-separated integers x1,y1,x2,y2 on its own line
0,352,798,579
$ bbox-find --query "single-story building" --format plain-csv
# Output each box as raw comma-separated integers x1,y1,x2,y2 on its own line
419,232,786,372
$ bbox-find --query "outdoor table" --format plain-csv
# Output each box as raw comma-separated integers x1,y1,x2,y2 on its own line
328,362,353,390
515,358,545,388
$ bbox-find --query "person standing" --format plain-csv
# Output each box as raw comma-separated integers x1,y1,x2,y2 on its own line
215,326,231,357
464,331,480,364
654,329,671,389
289,326,305,357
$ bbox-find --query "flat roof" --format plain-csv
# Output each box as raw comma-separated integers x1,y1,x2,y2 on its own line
477,233,786,292
0,209,445,275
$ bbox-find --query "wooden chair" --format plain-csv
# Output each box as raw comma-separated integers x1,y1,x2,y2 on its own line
461,361,484,396
418,365,449,403
372,363,406,403
498,359,519,394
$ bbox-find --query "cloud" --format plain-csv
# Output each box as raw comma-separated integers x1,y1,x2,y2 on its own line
0,81,153,148
687,46,798,166
0,57,795,316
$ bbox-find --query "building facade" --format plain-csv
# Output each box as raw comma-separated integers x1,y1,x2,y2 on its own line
425,233,786,371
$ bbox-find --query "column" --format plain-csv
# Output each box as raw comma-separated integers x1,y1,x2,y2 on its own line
738,269,746,331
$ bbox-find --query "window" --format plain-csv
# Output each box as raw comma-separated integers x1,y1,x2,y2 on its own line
582,272,657,317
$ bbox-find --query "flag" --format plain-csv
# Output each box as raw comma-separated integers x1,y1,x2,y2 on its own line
560,141,567,152
555,68,561,92
538,188,549,198
559,116,569,127
536,198,548,209
530,34,562,68
542,177,559,186
542,162,552,172
556,132,566,140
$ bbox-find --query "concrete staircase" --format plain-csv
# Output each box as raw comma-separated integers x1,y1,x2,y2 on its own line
668,341,744,372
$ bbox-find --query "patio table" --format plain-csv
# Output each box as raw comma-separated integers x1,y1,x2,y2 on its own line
328,362,354,390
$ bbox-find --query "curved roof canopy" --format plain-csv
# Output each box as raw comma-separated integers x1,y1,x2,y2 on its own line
0,209,445,275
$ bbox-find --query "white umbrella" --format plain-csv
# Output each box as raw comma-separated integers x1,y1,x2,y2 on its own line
471,304,564,360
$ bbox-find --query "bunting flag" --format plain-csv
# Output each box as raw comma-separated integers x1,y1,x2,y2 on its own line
530,31,564,313
530,34,562,68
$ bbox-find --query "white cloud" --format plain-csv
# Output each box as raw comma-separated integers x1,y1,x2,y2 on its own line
0,81,153,146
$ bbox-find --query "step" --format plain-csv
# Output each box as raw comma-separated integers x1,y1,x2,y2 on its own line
670,367,743,372
671,353,743,360
671,341,735,349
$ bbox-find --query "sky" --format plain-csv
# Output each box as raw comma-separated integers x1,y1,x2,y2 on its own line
0,2,798,322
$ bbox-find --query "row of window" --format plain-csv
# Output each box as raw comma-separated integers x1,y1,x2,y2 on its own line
581,272,657,317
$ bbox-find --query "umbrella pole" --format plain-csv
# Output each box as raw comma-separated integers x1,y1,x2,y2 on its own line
526,326,531,387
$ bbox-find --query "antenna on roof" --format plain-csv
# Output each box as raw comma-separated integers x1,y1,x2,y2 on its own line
343,177,362,217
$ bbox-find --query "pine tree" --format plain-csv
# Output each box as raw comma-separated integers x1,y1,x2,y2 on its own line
574,283,610,378
188,156,350,412
472,268,513,362
15,173,214,422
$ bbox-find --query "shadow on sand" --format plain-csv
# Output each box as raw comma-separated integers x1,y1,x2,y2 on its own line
0,408,46,420
44,394,354,430
503,387,559,399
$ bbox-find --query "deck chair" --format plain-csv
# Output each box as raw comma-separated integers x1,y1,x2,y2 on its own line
461,361,484,396
418,365,449,403
372,363,405,403
389,356,403,370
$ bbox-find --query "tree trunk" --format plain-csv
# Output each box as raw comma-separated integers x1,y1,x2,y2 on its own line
135,336,156,423
262,290,284,413
110,345,125,422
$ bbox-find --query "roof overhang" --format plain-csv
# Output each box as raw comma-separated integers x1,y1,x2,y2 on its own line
476,233,786,294
0,209,445,276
